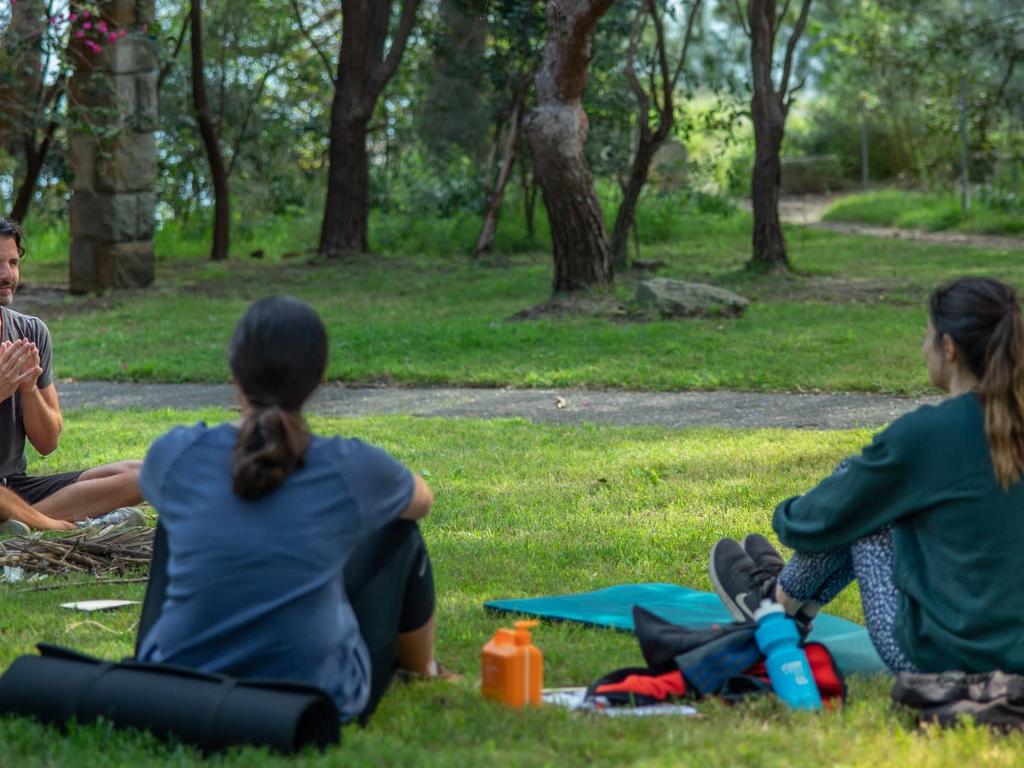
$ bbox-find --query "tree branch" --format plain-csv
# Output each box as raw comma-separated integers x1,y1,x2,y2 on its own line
158,14,191,92
624,7,651,132
734,0,751,38
779,0,811,101
288,0,335,82
772,0,791,48
371,0,423,94
226,58,284,178
670,0,704,91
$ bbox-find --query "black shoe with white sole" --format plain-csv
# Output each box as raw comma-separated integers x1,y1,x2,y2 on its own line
742,533,814,636
708,538,779,623
742,533,785,577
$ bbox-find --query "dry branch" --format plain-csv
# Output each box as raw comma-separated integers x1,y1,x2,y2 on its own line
0,526,154,578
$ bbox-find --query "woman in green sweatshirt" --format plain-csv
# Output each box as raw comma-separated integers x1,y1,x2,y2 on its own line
709,276,1024,673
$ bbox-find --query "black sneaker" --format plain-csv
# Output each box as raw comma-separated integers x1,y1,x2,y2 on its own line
742,533,785,577
743,533,814,637
708,538,778,623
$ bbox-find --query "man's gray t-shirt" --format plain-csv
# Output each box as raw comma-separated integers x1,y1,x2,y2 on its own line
0,306,54,477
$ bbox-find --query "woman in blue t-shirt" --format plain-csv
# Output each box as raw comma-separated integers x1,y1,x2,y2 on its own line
709,276,1024,674
137,296,443,722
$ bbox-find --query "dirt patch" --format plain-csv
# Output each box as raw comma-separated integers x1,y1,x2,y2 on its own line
508,291,630,322
11,284,116,320
813,221,1024,251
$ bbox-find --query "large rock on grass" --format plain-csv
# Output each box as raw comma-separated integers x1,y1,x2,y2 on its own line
635,278,749,319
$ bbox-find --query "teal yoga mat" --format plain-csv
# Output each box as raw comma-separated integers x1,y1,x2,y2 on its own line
485,583,887,675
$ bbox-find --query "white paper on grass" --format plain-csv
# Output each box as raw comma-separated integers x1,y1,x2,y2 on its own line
60,600,140,612
542,687,698,717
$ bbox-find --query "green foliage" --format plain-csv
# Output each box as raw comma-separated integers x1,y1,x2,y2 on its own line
4,411,1024,766
823,190,1024,234
17,208,1023,393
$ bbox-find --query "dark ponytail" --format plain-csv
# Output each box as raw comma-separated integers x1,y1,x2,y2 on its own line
228,297,328,499
929,277,1024,489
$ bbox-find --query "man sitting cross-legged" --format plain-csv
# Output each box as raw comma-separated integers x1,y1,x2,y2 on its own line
0,217,143,530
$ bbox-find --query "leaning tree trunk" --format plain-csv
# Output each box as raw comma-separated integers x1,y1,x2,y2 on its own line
10,119,58,223
472,84,527,259
611,135,657,269
191,0,230,261
526,0,616,295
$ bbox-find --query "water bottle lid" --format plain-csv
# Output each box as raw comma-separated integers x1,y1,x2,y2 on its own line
753,599,784,621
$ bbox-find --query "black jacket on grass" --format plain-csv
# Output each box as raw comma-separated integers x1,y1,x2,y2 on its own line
773,393,1024,674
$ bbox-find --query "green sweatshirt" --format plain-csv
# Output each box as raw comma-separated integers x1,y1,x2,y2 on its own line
773,393,1024,673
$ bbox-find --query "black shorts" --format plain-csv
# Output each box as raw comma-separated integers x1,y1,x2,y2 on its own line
3,470,84,505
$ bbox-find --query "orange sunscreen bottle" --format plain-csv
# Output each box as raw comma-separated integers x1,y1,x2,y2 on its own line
481,620,543,708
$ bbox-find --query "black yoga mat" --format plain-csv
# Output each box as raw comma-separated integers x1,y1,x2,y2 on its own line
0,644,340,754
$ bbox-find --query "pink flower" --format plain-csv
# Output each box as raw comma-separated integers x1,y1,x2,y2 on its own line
75,30,85,38
97,20,107,33
83,21,91,29
86,40,101,54
68,13,77,21
107,32,117,42
82,10,89,18
118,29,127,37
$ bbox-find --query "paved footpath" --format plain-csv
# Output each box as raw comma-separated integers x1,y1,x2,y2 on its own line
57,382,942,430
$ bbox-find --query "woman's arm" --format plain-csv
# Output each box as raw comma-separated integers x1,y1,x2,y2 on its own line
399,474,433,521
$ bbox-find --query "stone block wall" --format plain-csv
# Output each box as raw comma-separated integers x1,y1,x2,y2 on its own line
68,0,157,293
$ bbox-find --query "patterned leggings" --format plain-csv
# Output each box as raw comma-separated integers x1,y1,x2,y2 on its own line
776,459,917,672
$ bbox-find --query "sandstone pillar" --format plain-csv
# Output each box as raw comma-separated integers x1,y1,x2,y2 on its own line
68,0,157,293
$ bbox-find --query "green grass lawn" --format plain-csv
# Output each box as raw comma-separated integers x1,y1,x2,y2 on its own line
12,211,1024,394
822,190,1024,236
2,410,1023,766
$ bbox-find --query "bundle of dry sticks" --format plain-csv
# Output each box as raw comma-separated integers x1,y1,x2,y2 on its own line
0,525,154,577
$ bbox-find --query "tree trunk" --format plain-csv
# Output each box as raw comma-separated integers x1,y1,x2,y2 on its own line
750,114,786,269
190,0,230,261
520,154,537,239
526,0,616,295
319,0,421,259
747,0,791,272
611,138,657,269
472,87,527,259
320,104,371,256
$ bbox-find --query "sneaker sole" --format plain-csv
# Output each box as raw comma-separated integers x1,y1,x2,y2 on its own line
708,539,755,623
0,519,30,537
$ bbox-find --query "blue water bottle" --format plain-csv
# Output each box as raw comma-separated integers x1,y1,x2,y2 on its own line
753,599,822,711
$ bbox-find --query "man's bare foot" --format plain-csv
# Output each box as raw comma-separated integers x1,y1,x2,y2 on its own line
396,660,463,683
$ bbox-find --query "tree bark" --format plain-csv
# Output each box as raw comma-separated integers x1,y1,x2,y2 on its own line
745,0,812,273
319,0,421,259
526,0,616,295
472,82,528,259
190,0,230,261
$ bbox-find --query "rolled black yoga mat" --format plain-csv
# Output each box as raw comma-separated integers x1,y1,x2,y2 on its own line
0,643,340,754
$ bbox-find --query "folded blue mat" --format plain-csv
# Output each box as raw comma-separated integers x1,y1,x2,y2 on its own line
485,583,887,675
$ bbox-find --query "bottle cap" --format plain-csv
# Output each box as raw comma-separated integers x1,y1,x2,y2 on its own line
513,620,539,645
753,599,784,621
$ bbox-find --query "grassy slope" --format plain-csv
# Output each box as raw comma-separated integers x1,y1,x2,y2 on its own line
2,411,1023,767
16,212,1024,393
822,190,1024,235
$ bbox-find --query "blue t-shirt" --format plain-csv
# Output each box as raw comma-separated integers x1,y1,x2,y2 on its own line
137,422,415,721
